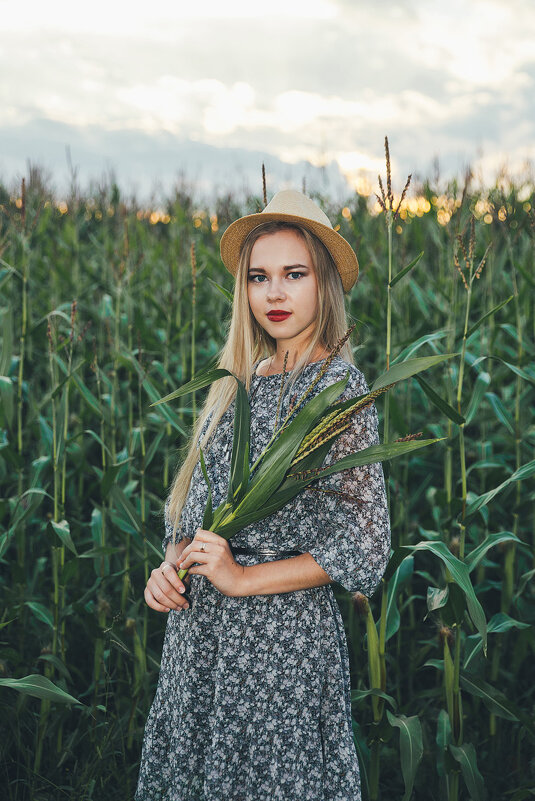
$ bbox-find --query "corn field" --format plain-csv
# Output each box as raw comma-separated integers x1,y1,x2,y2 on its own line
0,155,534,801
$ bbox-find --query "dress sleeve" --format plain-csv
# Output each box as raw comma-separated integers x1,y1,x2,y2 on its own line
306,366,391,596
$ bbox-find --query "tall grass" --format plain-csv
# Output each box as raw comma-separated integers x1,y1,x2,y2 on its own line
0,162,533,800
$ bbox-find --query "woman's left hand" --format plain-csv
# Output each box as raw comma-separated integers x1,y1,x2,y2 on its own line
178,529,247,597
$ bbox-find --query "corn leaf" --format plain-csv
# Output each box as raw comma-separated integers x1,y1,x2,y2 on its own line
384,556,414,641
414,374,465,424
199,447,213,530
387,710,424,801
0,674,83,706
371,353,458,390
150,367,235,404
465,458,535,518
227,376,250,504
401,540,487,654
464,371,491,425
464,531,522,572
466,295,513,339
390,329,449,364
448,743,485,801
228,374,351,521
25,601,54,629
390,251,424,287
47,518,78,556
305,438,445,482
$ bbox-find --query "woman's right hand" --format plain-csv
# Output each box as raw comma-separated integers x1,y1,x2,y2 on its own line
144,560,192,613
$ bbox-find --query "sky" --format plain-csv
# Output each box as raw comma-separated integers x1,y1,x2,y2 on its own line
1,0,534,205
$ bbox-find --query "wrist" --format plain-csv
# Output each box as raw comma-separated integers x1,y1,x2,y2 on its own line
233,564,253,597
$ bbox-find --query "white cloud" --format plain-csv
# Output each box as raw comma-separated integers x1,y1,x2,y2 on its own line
0,0,337,36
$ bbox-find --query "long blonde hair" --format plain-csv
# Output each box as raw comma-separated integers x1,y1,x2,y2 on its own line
165,220,356,545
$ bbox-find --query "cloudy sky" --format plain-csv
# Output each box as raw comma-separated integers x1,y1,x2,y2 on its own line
1,0,534,204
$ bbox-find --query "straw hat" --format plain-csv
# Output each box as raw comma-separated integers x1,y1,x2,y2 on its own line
219,189,359,293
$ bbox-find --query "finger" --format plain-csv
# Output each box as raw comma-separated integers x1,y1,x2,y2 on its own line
149,581,190,611
159,563,188,595
193,528,225,543
150,570,189,608
144,586,176,613
179,550,209,570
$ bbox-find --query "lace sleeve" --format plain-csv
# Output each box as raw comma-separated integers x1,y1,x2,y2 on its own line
306,366,391,596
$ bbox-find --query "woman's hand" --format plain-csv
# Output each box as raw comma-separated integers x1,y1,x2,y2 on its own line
144,560,192,613
178,528,246,597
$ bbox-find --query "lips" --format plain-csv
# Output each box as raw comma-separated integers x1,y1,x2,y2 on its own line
267,311,291,321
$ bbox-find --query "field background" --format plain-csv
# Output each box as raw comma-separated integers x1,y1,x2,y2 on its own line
0,162,534,801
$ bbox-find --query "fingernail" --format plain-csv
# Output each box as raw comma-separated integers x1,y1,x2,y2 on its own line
179,586,185,593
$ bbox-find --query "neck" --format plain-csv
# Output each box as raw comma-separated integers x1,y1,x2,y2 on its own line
268,344,331,373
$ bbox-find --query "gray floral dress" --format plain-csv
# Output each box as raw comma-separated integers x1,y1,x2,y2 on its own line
135,355,391,801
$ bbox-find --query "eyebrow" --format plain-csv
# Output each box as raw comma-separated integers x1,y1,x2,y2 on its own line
248,264,310,273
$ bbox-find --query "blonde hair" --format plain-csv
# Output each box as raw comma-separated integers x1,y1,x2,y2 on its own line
165,220,356,546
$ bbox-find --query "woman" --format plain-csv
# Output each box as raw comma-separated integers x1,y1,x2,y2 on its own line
135,189,391,801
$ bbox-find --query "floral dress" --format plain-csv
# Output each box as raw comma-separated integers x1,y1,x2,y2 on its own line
135,355,391,801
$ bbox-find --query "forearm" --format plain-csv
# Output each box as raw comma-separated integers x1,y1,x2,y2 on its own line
238,552,332,596
164,537,191,564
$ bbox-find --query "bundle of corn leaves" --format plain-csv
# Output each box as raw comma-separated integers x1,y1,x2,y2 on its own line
153,350,455,580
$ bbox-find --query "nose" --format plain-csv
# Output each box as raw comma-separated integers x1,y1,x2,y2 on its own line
266,277,287,301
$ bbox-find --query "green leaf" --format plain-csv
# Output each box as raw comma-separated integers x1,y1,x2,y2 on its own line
351,688,397,709
464,371,491,425
448,742,485,801
427,584,450,613
109,485,143,534
70,366,111,425
472,354,535,386
464,613,532,669
151,367,235,405
415,374,465,424
390,329,449,365
101,459,131,500
485,391,514,434
224,373,351,523
436,709,452,779
465,531,522,572
118,350,188,435
206,276,234,302
0,376,14,428
466,294,513,338
24,601,54,629
487,611,532,634
227,377,250,504
47,518,78,556
310,438,445,481
199,447,213,530
0,304,13,375
390,251,424,287
0,674,83,705
371,353,458,391
460,672,530,728
402,540,487,655
465,458,535,518
384,556,414,641
386,710,424,801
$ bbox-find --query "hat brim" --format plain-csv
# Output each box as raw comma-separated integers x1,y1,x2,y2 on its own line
219,211,359,293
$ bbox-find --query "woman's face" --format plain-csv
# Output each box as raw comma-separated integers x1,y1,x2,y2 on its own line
247,229,319,352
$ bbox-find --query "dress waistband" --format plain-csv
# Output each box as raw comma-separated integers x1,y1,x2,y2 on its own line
230,545,303,558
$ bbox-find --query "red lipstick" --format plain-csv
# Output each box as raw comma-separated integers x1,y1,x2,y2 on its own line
267,310,291,321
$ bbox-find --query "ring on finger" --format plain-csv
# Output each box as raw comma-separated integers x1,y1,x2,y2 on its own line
200,542,207,552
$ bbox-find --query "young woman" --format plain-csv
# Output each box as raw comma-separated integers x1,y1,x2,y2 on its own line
135,189,391,801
